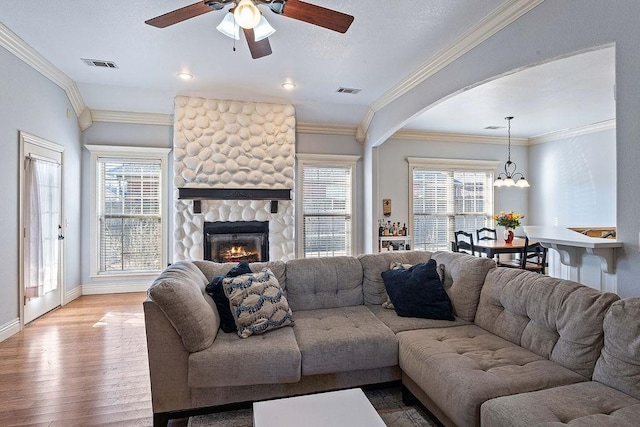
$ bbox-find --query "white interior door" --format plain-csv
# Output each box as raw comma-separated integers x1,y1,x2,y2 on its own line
22,134,64,325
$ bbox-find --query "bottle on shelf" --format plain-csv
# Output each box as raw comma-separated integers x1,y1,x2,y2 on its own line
402,223,407,236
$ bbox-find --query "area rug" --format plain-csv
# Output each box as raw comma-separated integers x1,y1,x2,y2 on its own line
188,385,438,426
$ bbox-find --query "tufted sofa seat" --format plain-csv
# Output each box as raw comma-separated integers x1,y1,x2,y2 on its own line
481,298,640,426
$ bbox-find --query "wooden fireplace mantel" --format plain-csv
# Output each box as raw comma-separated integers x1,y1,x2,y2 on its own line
178,188,291,200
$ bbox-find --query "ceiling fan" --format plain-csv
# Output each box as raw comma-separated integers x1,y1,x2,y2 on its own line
145,0,354,59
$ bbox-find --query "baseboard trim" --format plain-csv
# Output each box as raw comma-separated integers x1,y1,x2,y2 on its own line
0,318,20,343
64,286,82,305
81,283,150,295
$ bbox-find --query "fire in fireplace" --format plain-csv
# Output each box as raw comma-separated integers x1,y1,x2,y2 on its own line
203,221,269,263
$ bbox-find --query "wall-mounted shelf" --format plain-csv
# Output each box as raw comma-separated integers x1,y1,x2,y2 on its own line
379,235,412,252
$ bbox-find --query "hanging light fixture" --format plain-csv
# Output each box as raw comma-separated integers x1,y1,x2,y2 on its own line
494,116,530,188
216,12,240,40
253,15,276,41
233,0,262,29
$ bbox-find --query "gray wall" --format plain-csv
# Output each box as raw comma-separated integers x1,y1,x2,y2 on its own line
0,47,82,327
364,0,640,297
81,122,172,287
378,137,528,234
295,132,365,254
528,129,616,227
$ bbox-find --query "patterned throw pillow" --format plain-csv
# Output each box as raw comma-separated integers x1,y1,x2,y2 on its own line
222,268,294,338
382,262,445,310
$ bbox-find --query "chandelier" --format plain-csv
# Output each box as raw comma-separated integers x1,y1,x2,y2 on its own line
493,116,530,188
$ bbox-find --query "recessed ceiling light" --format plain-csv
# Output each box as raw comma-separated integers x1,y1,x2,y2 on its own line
177,72,193,80
281,81,296,90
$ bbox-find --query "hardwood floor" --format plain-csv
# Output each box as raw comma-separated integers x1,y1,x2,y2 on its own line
0,293,187,427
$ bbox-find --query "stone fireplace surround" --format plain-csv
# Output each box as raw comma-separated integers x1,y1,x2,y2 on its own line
173,96,296,262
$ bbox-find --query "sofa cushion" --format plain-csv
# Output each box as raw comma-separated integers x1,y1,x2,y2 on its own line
293,306,398,375
285,256,363,311
381,260,454,320
481,381,640,427
594,298,640,399
188,326,301,388
205,261,253,333
193,260,287,289
148,261,218,353
398,325,587,427
358,251,433,305
382,262,445,309
223,268,294,338
475,267,619,378
368,304,470,334
431,251,496,322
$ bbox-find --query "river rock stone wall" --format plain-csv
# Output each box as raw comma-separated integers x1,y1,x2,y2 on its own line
173,96,296,261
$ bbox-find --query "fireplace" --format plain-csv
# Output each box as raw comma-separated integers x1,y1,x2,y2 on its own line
204,221,269,263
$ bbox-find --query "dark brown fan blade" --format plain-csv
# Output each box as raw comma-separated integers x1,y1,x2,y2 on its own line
145,1,214,28
281,0,354,33
243,28,272,59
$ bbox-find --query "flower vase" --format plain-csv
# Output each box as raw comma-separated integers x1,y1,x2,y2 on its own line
503,227,515,244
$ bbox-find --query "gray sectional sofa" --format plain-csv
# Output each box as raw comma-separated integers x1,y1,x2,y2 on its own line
144,251,640,426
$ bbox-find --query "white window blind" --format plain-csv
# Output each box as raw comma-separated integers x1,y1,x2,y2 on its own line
97,158,162,273
302,164,353,257
412,168,493,252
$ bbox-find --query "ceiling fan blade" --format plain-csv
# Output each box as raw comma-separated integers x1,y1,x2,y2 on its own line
145,1,214,28
281,0,354,33
243,28,272,59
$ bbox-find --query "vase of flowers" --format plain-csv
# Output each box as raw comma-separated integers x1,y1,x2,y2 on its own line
493,211,524,244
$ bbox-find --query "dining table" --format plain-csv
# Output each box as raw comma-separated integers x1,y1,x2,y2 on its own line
473,237,533,258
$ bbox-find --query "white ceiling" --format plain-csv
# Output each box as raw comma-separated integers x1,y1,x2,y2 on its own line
0,1,615,137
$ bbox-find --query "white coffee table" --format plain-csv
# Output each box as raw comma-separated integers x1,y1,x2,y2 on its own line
253,388,386,427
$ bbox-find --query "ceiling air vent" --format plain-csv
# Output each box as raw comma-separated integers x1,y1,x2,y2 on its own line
336,87,361,95
484,125,505,130
81,58,119,69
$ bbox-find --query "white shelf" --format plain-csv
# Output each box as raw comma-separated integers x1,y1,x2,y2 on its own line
378,235,412,252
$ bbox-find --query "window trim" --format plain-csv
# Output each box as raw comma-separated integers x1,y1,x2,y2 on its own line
296,153,360,258
407,157,499,251
86,145,171,279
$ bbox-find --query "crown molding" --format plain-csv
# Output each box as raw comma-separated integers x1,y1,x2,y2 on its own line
392,130,529,145
296,122,357,136
529,119,616,144
90,110,174,126
358,0,545,143
0,22,86,117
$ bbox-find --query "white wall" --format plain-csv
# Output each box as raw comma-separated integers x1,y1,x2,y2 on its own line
0,47,82,328
378,137,528,235
528,128,616,227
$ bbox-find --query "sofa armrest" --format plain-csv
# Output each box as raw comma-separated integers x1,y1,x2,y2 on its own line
143,298,193,414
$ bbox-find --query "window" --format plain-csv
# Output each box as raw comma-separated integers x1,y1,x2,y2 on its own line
86,146,170,277
296,154,359,258
408,158,498,252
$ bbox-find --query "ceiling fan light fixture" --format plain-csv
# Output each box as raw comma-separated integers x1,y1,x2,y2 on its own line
216,12,240,40
234,0,261,29
253,16,276,41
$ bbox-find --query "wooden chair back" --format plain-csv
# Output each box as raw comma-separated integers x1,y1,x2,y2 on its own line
476,227,497,241
454,230,475,256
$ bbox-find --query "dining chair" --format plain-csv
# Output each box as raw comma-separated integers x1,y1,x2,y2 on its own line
498,237,547,273
476,227,497,241
454,230,475,256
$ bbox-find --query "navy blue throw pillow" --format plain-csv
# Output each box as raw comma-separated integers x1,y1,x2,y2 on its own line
205,261,253,333
381,259,454,321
